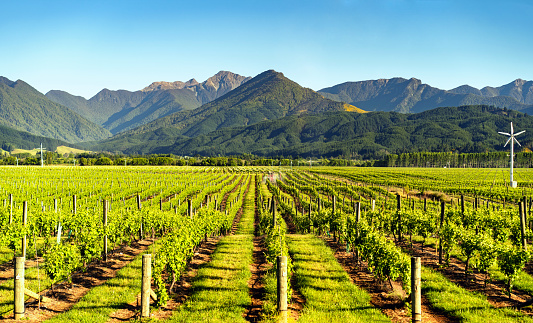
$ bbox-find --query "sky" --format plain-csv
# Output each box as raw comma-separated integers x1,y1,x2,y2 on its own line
1,0,532,99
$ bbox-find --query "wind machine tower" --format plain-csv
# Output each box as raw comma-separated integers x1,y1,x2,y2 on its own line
498,122,525,188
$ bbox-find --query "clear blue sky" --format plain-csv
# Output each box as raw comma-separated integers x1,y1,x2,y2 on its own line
1,0,532,99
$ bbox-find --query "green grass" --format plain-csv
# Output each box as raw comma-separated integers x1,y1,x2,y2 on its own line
287,234,390,323
46,241,160,323
0,262,53,317
422,266,533,322
260,265,279,322
0,246,14,264
168,177,254,322
411,235,533,298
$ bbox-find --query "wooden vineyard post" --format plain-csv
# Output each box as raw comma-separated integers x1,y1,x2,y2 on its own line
54,198,58,213
141,254,151,318
332,196,337,241
14,256,24,320
309,202,312,233
188,199,193,219
22,201,28,258
411,257,422,322
277,256,288,323
137,194,143,239
103,200,108,262
355,202,361,263
439,201,445,264
520,202,527,251
524,196,527,227
371,199,375,212
397,194,402,242
318,197,321,212
73,195,77,214
272,199,277,227
9,193,13,224
461,195,465,219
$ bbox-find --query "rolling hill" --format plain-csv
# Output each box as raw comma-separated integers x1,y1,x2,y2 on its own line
91,105,533,159
0,77,111,143
0,122,75,153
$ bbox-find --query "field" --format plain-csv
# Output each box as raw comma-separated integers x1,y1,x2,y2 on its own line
10,146,91,156
1,165,533,322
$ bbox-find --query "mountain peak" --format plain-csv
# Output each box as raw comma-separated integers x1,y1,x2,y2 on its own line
449,84,482,95
141,71,251,93
513,78,527,86
0,76,15,87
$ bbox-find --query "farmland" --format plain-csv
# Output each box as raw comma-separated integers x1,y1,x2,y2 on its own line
1,165,533,322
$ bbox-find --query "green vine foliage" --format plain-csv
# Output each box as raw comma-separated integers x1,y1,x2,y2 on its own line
44,243,81,286
497,245,530,296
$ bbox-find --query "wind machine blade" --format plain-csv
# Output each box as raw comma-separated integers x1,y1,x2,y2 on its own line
504,137,512,147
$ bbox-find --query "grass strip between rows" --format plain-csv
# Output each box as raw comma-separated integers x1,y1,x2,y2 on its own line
414,235,533,304
422,265,533,322
46,241,161,323
0,263,53,317
287,234,390,323
168,177,254,322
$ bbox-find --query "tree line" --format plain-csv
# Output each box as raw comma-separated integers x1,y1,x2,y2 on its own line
384,151,533,168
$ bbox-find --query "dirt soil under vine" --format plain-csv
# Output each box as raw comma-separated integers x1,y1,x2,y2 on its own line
1,238,155,322
324,237,456,323
400,239,533,316
108,177,250,321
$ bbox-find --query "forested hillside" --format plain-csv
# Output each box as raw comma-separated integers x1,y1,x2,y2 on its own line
93,105,533,159
0,77,111,142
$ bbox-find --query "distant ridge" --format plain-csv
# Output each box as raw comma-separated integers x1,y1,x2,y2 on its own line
94,69,364,152
319,77,533,113
46,71,251,134
449,78,533,104
142,71,252,105
115,69,361,138
0,77,111,143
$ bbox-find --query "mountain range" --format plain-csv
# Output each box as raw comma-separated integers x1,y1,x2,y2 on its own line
45,71,251,134
1,69,533,159
318,77,533,113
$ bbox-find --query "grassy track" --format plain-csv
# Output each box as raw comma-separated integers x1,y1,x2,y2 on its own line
0,263,53,317
413,235,533,301
168,177,254,322
46,241,160,323
422,266,533,322
287,234,390,323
